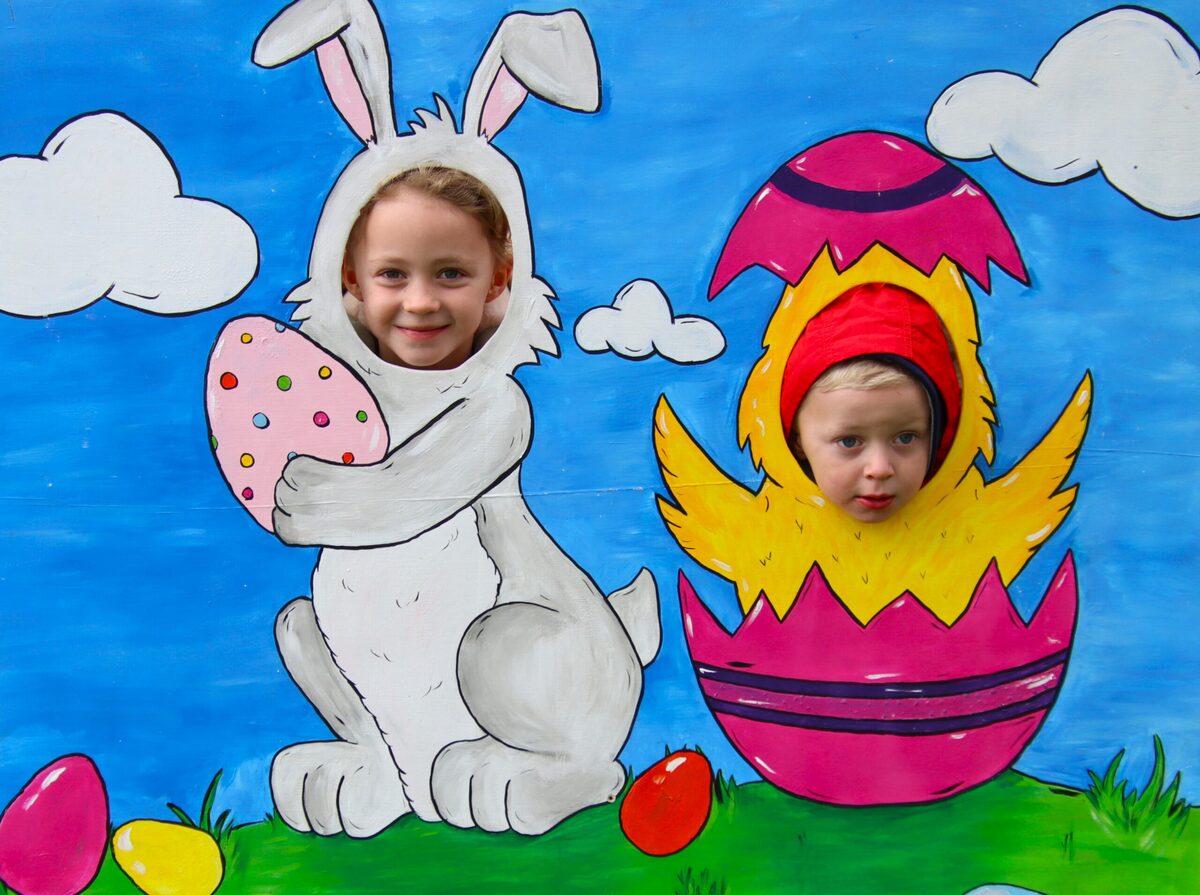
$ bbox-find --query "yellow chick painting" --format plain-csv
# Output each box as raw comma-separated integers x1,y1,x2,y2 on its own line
657,131,1087,804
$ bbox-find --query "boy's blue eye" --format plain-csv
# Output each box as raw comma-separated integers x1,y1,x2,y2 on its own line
837,436,860,449
439,269,465,280
380,269,403,279
896,433,916,445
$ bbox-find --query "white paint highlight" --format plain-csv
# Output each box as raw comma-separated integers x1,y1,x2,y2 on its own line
1026,525,1053,542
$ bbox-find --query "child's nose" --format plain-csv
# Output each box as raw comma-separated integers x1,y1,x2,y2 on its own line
863,447,895,479
402,279,441,313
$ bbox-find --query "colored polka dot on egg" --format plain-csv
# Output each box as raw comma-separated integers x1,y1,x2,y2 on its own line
206,315,390,533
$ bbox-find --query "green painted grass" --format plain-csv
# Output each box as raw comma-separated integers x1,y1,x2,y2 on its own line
1086,735,1189,851
76,771,1197,895
166,770,235,851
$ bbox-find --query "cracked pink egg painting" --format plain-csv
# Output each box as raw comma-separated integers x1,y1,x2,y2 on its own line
656,131,1090,804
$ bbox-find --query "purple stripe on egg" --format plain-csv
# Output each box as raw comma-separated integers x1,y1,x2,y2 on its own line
706,689,1059,736
768,163,966,213
699,664,1062,721
694,649,1067,699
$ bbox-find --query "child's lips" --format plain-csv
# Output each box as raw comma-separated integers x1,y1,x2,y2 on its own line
856,493,894,510
395,324,449,341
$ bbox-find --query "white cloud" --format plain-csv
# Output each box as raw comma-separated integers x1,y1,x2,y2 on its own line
927,8,1200,218
574,279,725,364
0,111,258,317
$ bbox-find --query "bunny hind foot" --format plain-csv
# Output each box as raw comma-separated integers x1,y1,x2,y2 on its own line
271,740,410,839
431,736,624,835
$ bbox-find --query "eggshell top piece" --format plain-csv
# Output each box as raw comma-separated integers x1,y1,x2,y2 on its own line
708,130,1028,297
205,316,389,532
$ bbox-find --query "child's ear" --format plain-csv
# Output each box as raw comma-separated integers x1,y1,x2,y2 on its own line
486,259,513,303
789,433,806,461
342,257,363,300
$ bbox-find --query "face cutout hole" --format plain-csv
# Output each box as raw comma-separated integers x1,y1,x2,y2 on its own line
779,282,962,522
340,166,514,371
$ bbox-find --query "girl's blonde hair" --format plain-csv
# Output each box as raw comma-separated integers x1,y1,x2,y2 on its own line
344,165,513,270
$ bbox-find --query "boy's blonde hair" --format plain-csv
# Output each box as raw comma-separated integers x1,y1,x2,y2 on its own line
808,357,915,394
343,165,513,271
790,358,926,452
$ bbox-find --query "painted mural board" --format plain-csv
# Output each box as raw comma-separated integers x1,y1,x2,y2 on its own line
1,2,1197,892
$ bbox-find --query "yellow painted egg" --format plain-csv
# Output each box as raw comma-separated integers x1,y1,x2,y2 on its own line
111,820,223,895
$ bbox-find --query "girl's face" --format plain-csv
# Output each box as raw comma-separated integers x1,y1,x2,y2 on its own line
343,186,510,370
791,379,931,523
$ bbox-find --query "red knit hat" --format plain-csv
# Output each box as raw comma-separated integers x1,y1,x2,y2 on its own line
779,283,962,474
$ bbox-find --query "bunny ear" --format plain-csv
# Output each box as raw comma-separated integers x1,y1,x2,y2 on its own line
254,0,397,145
464,10,601,141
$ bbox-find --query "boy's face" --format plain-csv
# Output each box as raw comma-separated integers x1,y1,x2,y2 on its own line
343,186,510,370
791,380,930,523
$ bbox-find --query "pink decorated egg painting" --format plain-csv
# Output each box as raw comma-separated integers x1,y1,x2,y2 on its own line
0,754,108,895
205,316,389,532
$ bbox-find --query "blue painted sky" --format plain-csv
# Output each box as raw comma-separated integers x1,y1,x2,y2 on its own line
1,0,1198,827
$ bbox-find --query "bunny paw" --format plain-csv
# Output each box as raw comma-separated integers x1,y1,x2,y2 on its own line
271,740,409,838
273,455,350,546
431,737,625,835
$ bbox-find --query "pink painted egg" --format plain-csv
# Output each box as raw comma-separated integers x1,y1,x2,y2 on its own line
205,316,389,532
680,553,1078,805
0,754,109,895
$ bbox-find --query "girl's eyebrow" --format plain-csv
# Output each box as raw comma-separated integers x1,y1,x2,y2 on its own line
365,251,408,264
369,252,475,266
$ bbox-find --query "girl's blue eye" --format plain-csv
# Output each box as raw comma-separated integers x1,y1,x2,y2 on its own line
837,437,860,449
439,269,465,280
897,433,916,445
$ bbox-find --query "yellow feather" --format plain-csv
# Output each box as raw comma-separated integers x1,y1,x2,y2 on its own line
975,372,1092,582
654,396,759,578
654,248,1091,625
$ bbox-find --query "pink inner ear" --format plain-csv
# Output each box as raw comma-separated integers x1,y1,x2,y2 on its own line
316,37,375,143
479,63,529,139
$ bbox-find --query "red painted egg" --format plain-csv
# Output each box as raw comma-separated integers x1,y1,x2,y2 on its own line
0,755,109,895
620,750,712,856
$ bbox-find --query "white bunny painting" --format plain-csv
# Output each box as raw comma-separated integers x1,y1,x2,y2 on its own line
251,0,660,838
